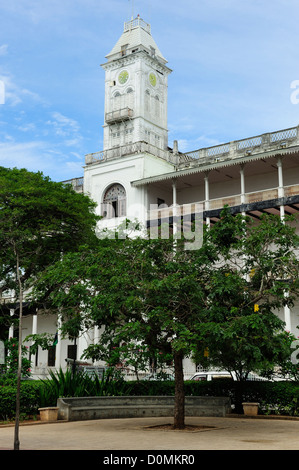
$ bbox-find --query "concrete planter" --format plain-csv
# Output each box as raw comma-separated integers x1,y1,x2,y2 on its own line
242,402,259,416
38,407,59,422
57,396,232,421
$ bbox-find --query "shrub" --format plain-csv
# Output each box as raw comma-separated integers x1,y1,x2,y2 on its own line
2,376,299,420
0,381,40,420
0,338,31,384
38,368,133,408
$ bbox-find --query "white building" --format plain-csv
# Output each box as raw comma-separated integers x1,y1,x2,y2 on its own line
12,16,299,379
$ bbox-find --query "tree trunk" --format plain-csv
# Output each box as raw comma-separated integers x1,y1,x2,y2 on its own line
14,253,23,451
173,351,185,429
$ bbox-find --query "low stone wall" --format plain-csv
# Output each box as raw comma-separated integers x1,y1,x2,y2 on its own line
57,395,231,422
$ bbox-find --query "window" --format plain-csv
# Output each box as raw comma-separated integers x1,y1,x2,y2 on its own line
113,91,122,111
125,127,133,143
102,183,126,219
48,346,56,367
67,344,77,361
121,44,128,56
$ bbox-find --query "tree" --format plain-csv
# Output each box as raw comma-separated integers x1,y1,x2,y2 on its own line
31,210,299,427
0,166,99,450
191,210,299,410
193,211,299,372
31,231,205,429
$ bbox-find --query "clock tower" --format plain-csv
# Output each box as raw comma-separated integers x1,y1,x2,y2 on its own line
102,16,172,151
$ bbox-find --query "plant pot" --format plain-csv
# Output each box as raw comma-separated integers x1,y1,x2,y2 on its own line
38,407,59,422
242,402,259,416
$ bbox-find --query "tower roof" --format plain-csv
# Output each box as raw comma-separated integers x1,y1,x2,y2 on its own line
105,17,167,64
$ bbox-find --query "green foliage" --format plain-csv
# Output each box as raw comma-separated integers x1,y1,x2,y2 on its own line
38,368,133,407
0,338,31,383
1,378,299,421
128,379,299,416
0,166,99,308
0,382,40,420
31,209,299,427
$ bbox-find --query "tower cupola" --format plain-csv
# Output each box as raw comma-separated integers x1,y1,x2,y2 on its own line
101,17,172,151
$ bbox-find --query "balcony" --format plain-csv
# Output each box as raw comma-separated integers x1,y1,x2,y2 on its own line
180,125,299,168
61,177,84,193
85,141,175,165
105,108,133,124
146,184,299,225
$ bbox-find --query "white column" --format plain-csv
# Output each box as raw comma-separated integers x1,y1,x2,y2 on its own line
277,157,285,221
31,313,38,372
204,173,210,227
94,326,100,345
240,165,246,217
284,305,291,332
172,180,178,239
8,309,14,338
55,315,62,370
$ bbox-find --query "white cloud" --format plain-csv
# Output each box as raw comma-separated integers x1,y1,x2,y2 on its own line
0,45,8,56
17,123,36,132
0,73,44,106
46,112,83,148
47,112,80,136
0,140,83,181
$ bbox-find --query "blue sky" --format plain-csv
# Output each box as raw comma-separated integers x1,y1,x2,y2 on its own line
0,0,299,182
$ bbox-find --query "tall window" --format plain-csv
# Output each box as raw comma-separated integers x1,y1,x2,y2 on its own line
113,91,121,111
48,346,55,367
102,183,126,219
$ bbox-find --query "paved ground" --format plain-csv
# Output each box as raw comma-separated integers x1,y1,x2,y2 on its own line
1,415,299,452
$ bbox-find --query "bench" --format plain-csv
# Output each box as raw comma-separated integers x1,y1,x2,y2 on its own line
56,395,231,421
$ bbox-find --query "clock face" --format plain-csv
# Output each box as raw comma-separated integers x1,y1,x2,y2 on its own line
149,72,157,87
118,70,129,85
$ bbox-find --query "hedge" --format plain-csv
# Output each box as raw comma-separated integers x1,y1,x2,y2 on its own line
0,382,41,420
1,379,299,421
126,380,299,415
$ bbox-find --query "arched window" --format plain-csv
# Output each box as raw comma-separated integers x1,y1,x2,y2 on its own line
113,91,122,111
102,183,126,219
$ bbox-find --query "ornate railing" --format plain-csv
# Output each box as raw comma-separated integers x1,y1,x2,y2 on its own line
146,184,299,221
124,17,151,34
85,141,176,165
181,125,299,165
85,125,299,168
105,108,133,124
61,177,84,193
